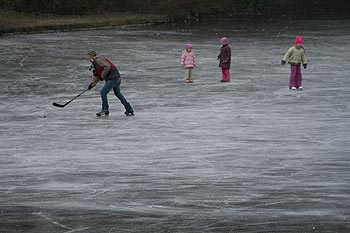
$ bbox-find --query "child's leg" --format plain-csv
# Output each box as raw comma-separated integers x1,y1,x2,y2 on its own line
226,68,230,81
188,68,193,82
295,65,302,88
185,68,190,82
289,65,297,88
221,68,230,82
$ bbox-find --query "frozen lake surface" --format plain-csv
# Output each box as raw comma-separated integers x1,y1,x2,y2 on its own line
0,20,350,232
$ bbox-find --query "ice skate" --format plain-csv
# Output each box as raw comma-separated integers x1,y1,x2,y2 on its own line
96,110,109,116
124,110,134,116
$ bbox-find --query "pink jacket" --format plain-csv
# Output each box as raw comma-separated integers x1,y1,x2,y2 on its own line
181,50,196,68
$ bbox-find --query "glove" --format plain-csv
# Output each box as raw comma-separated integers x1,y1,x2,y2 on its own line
303,64,307,69
88,82,96,90
281,60,286,65
89,65,96,75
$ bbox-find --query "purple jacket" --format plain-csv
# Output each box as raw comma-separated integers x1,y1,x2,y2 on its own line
218,45,231,69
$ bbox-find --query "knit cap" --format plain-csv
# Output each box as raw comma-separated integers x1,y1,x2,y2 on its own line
87,49,97,56
185,44,193,49
220,37,229,45
295,36,303,44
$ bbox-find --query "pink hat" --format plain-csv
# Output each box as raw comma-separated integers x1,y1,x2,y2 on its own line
185,43,192,49
295,36,303,44
220,37,229,45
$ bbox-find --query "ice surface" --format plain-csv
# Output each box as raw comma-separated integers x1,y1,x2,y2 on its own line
0,20,350,232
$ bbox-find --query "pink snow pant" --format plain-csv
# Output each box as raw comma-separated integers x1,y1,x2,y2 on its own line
289,65,302,88
221,68,230,82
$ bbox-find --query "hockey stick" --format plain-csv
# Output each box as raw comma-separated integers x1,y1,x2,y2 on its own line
52,89,89,108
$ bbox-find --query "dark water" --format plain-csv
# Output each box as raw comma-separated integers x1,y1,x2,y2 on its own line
0,20,349,232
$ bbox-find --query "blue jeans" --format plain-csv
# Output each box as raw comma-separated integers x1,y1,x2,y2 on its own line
101,78,133,112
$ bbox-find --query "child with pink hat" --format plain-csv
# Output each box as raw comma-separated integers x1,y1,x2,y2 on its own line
281,36,308,90
181,43,196,83
218,37,231,82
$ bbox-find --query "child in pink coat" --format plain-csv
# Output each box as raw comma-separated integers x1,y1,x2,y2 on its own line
281,36,308,90
181,44,196,83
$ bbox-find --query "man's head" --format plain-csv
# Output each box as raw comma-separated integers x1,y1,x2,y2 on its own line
87,50,97,62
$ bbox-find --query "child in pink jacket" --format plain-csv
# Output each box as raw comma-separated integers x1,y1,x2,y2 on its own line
181,44,196,83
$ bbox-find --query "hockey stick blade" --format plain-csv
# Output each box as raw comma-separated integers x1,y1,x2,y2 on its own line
52,89,89,109
52,102,66,108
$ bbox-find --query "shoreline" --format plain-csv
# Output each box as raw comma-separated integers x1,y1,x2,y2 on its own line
0,11,169,36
